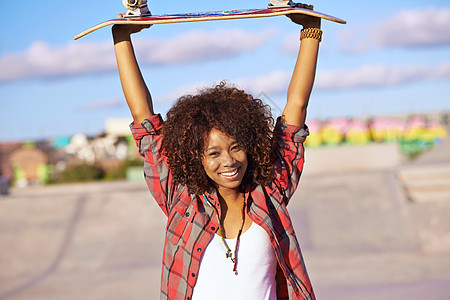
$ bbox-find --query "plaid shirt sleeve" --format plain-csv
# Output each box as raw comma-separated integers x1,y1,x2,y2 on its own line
130,114,181,216
267,118,314,300
272,117,309,205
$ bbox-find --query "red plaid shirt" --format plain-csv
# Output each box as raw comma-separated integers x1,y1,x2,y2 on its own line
131,114,315,300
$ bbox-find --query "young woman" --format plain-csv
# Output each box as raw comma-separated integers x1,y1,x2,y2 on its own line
113,13,321,300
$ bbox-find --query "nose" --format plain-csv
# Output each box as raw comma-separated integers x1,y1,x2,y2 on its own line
221,151,236,166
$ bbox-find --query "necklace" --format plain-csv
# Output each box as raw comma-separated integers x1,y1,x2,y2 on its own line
203,194,246,275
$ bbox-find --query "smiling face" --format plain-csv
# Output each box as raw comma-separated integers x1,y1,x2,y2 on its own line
201,128,248,195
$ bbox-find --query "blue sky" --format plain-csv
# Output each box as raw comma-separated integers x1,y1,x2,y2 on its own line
1,0,449,141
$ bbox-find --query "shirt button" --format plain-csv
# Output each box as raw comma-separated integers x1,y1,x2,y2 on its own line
211,226,216,231
185,212,190,217
197,248,202,252
191,273,196,277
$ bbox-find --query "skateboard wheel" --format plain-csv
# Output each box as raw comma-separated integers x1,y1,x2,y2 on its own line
122,0,141,10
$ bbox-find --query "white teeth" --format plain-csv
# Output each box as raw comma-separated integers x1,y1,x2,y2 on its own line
220,169,238,177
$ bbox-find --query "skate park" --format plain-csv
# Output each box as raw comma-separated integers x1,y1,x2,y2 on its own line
1,139,449,300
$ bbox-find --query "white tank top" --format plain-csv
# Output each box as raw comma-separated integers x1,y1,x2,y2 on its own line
192,222,277,300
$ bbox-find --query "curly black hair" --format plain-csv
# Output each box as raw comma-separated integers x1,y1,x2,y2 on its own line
161,82,274,195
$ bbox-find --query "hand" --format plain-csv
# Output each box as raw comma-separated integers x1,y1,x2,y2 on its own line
112,13,152,39
287,14,321,29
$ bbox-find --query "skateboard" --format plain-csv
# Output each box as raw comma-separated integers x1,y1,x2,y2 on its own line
74,1,346,40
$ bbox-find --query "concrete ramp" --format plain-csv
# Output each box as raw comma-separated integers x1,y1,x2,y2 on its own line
0,182,165,300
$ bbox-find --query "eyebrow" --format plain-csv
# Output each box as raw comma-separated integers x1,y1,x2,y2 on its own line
204,146,219,152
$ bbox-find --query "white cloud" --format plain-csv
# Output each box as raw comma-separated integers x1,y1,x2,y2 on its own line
79,99,125,112
156,80,213,103
0,41,115,82
342,7,450,52
136,28,275,65
239,62,450,93
159,61,450,100
315,61,450,90
0,28,275,82
156,71,291,104
235,70,290,94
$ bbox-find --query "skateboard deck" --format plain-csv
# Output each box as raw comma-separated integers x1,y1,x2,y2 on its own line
74,7,346,40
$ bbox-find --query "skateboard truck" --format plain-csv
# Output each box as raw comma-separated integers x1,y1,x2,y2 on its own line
268,0,313,10
122,0,151,18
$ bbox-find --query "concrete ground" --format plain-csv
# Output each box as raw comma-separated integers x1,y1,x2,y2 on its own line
1,141,450,300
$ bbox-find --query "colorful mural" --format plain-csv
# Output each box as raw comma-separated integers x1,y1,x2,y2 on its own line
305,115,448,155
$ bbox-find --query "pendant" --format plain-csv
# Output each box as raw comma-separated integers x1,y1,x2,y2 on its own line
226,250,236,264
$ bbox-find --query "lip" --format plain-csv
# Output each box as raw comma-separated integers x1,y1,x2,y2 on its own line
218,167,240,179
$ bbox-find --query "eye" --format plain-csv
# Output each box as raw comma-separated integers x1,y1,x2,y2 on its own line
231,144,241,151
208,151,220,157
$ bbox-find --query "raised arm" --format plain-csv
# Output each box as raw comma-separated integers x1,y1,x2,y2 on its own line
112,23,154,124
282,15,321,128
